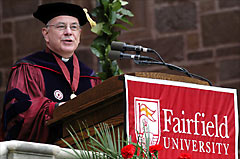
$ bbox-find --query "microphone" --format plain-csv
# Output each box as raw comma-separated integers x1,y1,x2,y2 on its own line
111,41,153,53
108,50,154,61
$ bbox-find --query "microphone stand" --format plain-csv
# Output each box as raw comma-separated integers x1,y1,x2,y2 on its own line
135,59,213,86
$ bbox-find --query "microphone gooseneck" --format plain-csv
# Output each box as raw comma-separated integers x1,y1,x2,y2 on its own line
109,41,212,86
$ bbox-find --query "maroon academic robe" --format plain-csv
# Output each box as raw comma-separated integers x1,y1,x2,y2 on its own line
0,50,100,143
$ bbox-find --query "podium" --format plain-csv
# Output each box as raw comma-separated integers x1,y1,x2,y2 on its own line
47,72,209,147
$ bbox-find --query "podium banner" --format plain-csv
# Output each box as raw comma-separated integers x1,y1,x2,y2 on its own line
125,75,238,158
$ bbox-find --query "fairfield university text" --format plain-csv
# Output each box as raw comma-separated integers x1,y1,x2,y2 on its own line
161,108,229,155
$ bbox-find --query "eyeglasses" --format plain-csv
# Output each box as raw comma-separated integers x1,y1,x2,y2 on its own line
46,22,81,31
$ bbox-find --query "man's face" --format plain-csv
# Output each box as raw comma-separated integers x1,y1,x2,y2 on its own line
42,15,81,58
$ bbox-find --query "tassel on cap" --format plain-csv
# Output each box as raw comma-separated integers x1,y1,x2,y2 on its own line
83,8,96,28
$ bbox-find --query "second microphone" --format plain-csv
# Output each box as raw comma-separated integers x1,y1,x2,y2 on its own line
108,50,154,61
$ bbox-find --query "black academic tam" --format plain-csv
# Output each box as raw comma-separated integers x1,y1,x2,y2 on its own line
33,2,88,26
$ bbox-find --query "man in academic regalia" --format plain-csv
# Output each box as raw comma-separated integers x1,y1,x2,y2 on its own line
0,2,100,143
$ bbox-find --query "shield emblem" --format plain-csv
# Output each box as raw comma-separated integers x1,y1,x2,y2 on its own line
134,97,161,146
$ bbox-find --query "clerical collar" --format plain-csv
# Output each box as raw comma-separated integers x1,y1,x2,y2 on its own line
61,57,70,62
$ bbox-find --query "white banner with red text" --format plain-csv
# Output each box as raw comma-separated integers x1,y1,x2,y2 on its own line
125,75,238,159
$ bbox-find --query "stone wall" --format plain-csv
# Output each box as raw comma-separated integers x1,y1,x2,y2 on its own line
0,0,239,140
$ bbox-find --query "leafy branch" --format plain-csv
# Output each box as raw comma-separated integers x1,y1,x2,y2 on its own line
90,0,134,80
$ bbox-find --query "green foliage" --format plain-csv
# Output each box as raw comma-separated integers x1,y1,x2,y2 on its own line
90,0,134,80
61,123,125,159
61,125,98,158
88,124,125,158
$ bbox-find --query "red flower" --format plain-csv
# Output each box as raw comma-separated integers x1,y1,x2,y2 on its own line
121,144,135,159
178,153,191,159
149,144,163,153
